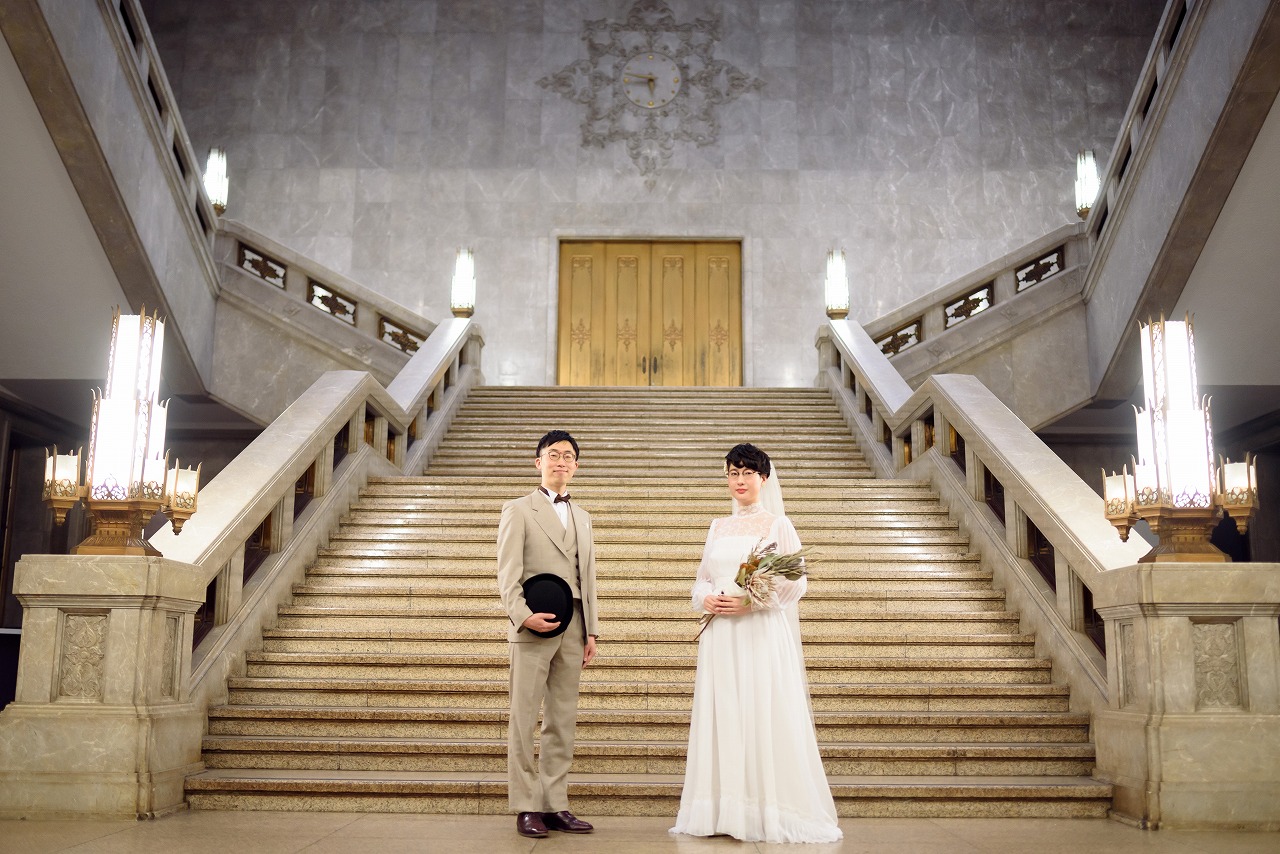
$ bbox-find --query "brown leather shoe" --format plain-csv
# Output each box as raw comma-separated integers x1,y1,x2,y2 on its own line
542,810,593,833
516,812,549,838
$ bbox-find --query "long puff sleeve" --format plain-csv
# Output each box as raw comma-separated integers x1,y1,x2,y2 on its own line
690,519,719,612
769,515,808,609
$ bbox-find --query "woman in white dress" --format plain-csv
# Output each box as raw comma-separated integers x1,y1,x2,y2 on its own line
670,443,842,844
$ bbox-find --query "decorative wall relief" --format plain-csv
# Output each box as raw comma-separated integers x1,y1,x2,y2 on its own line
538,0,763,184
161,614,179,700
58,613,108,701
1193,621,1243,709
1119,621,1137,707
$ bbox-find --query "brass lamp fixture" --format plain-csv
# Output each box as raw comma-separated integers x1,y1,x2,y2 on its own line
824,249,850,320
204,147,228,215
1103,315,1258,561
1075,149,1099,220
451,248,476,318
42,308,201,556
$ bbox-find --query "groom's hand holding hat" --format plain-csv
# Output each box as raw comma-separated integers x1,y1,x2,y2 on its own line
520,573,574,638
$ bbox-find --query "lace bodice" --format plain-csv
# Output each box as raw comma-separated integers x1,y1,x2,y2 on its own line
690,509,807,612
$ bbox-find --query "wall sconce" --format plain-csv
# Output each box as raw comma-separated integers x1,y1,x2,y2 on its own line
204,147,228,215
824,249,849,320
451,248,476,318
1102,316,1258,561
41,308,201,556
1075,149,1099,220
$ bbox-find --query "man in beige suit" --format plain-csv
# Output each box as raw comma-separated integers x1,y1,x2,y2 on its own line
497,429,599,838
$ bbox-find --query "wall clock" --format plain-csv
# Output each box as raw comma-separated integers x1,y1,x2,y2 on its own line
621,52,681,109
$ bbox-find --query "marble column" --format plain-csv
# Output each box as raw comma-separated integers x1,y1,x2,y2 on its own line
1092,563,1280,830
0,555,208,819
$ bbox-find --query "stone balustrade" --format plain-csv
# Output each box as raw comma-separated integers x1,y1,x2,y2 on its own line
862,224,1087,363
0,318,483,819
218,219,438,360
816,317,1280,829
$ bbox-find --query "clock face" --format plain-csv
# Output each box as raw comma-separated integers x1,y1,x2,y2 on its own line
621,52,681,109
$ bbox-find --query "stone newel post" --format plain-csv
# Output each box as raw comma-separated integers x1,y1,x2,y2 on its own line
1092,563,1280,830
0,554,207,819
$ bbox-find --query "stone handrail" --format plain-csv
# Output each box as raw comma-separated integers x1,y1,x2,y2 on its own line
148,318,482,703
112,0,221,249
817,319,1147,709
1,318,483,818
1081,0,1199,253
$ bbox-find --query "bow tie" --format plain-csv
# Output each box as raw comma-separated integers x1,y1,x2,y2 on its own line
554,493,571,504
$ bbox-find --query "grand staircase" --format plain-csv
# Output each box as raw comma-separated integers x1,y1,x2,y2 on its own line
185,387,1111,817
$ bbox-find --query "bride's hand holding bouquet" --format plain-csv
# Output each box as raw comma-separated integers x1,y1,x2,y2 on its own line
695,538,814,639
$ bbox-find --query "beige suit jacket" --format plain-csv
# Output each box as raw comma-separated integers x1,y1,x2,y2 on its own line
496,490,600,643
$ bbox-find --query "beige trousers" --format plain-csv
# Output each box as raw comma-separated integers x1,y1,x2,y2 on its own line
507,601,586,813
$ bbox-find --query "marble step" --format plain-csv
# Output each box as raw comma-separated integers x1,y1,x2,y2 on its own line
444,411,853,424
184,770,1111,817
367,476,934,492
427,440,866,456
242,652,1052,685
431,439,866,456
284,588,1009,615
312,542,974,563
259,628,1037,658
207,706,1090,742
421,461,871,477
331,519,960,538
299,569,996,591
224,677,1070,713
270,607,1023,635
199,734,1097,776
339,508,955,525
305,554,986,574
342,509,953,527
294,576,999,596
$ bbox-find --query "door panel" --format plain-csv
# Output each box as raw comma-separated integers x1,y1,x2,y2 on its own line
558,241,740,387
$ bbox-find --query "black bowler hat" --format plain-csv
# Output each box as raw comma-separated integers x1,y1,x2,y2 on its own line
521,573,574,638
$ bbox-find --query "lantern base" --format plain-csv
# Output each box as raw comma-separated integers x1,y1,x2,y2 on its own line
1138,518,1230,563
826,308,849,320
74,501,163,557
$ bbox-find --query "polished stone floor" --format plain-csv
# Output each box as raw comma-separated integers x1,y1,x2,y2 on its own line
1,813,1277,854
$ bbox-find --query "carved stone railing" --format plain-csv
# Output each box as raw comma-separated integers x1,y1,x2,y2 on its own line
863,224,1087,362
0,319,482,818
218,220,436,361
817,318,1148,712
212,220,441,423
1081,0,1279,399
151,318,481,681
815,317,1280,829
855,225,1091,430
1,0,225,390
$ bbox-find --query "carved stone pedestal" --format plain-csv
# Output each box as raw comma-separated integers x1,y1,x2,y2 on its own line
1093,563,1280,830
0,555,207,819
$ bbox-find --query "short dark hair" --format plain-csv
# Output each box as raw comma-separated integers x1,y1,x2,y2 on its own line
725,443,770,478
537,430,579,458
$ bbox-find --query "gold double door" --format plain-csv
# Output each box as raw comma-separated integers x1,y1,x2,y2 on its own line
557,241,742,386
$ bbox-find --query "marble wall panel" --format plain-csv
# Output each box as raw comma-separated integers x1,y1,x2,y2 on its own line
141,0,1160,387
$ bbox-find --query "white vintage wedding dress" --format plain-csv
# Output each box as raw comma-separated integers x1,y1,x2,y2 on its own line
669,502,842,843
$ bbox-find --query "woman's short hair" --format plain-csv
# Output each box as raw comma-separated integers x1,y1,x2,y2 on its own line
725,443,770,478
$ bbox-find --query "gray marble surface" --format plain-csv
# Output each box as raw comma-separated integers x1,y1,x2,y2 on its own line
142,0,1159,385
